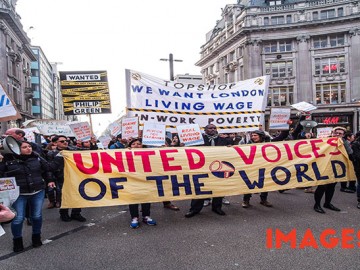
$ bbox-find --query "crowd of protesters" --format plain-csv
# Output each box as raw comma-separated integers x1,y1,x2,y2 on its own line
0,114,359,253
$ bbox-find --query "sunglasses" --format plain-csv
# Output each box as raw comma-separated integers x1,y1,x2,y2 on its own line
58,140,69,143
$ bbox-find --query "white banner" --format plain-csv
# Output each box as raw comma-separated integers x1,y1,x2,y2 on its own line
126,70,269,132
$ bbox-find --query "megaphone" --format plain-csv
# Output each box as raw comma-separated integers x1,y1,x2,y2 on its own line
300,120,318,133
0,136,21,155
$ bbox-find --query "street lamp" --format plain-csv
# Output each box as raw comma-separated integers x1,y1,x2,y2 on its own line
160,53,183,81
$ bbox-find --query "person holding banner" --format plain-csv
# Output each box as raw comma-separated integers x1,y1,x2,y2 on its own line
47,135,87,222
185,124,233,218
241,128,290,208
127,138,157,228
313,127,352,213
0,141,54,252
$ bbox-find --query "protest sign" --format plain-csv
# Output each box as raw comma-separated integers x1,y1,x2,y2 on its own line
121,117,139,139
176,124,204,146
108,121,122,136
291,101,317,112
142,122,166,146
59,71,111,115
269,108,291,130
69,122,92,141
317,127,333,139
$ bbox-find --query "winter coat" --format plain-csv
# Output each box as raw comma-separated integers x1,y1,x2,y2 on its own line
0,153,52,194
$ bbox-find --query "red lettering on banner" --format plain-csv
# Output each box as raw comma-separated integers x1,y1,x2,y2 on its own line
262,144,281,163
159,149,182,171
125,151,135,172
73,153,99,174
327,138,341,155
310,140,326,158
185,149,205,170
232,145,256,164
134,151,156,172
101,152,125,173
294,141,312,158
283,143,294,160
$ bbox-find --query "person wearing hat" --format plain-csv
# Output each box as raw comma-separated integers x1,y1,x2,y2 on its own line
313,126,352,213
241,127,290,208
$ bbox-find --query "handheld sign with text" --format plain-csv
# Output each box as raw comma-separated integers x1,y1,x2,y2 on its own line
69,122,92,141
269,108,291,130
108,121,122,136
176,124,204,146
121,117,139,140
142,122,166,146
291,101,317,112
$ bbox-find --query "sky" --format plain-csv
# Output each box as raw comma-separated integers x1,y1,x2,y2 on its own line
16,0,231,135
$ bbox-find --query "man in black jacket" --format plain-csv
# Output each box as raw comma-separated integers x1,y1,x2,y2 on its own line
47,135,86,222
185,124,233,218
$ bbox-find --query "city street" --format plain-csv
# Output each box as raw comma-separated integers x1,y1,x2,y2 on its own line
0,186,359,270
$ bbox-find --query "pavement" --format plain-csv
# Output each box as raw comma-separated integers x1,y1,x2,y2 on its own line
0,185,359,270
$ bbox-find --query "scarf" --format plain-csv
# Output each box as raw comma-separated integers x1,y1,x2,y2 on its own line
205,134,218,146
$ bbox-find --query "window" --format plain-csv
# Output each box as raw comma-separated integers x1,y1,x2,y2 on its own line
338,8,343,17
313,12,318,20
264,17,269,25
269,0,282,6
267,86,294,106
264,42,277,53
279,41,292,52
271,16,285,25
286,15,292,24
315,83,346,104
320,9,335,19
314,56,345,75
263,40,292,53
313,36,327,48
329,34,344,47
265,61,293,78
229,51,235,62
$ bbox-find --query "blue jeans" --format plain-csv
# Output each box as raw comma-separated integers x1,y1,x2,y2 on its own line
11,190,45,239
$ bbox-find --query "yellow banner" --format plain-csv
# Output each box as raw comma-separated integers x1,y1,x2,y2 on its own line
61,138,355,208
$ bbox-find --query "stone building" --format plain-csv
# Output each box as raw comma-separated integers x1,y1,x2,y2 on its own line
196,0,360,131
0,0,36,133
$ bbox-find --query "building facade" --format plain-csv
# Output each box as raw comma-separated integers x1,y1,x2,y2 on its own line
196,0,360,132
30,46,56,119
0,0,36,133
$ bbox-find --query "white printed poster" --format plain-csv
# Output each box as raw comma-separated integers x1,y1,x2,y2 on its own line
68,122,92,141
121,117,139,140
291,101,317,112
142,122,166,146
269,108,291,130
176,124,204,146
317,127,333,139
